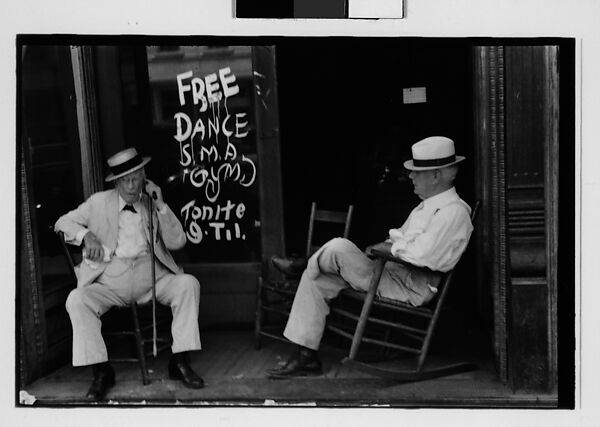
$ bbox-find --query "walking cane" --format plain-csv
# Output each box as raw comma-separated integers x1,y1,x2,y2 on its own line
146,190,158,357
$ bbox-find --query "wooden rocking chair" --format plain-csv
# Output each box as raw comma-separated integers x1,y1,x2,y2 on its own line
328,201,480,381
254,202,354,348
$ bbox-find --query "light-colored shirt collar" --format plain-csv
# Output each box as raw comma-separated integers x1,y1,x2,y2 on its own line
422,187,459,211
118,194,143,212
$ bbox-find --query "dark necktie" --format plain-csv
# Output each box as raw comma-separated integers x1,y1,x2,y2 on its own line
122,204,137,213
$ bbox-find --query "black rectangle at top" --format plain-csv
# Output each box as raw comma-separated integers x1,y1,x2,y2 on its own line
236,0,294,18
236,0,347,18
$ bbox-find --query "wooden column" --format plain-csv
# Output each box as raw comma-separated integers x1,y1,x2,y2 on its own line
543,46,559,392
474,44,560,391
473,45,509,383
252,46,286,278
504,45,559,392
71,46,104,197
94,46,126,157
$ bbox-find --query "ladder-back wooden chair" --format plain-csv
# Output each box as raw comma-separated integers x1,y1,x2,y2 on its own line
327,201,480,381
56,230,171,385
254,202,354,349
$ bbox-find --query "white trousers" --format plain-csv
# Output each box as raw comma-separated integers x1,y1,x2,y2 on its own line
283,238,439,350
65,255,201,366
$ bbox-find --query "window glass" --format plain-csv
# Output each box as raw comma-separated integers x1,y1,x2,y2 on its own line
145,46,261,263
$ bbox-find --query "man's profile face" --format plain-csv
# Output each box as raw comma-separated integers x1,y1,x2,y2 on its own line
409,169,438,200
115,169,145,204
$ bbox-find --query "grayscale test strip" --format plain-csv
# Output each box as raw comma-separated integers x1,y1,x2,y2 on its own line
235,0,404,19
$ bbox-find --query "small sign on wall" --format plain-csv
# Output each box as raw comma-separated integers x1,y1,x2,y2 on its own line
403,87,427,104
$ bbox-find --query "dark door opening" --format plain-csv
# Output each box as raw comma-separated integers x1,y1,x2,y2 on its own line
275,38,490,361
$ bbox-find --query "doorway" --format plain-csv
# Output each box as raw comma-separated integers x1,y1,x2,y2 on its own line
274,38,489,364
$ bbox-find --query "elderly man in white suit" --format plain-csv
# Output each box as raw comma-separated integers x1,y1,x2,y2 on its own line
55,148,203,400
267,136,474,379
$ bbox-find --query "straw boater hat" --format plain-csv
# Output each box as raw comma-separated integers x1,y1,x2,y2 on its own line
105,148,151,182
403,136,466,171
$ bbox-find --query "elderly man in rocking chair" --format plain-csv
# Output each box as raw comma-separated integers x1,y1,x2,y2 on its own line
267,136,474,378
55,148,204,400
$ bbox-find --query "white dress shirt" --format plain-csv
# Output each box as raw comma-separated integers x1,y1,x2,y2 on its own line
114,196,148,258
388,187,473,272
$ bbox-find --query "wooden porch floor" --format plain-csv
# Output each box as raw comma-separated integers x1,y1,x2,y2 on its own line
22,329,557,408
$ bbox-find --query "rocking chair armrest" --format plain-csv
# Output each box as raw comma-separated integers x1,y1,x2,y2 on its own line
366,241,413,268
366,241,437,274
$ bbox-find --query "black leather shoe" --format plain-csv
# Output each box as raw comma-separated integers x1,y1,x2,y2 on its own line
86,363,115,401
271,255,307,277
267,347,323,379
168,352,205,389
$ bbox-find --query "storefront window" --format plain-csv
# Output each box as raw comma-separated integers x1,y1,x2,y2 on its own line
145,46,261,263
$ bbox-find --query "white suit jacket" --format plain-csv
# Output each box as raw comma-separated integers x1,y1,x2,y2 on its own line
55,189,186,287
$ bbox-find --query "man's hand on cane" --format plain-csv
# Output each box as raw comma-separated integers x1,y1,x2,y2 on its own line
144,179,165,210
83,232,105,262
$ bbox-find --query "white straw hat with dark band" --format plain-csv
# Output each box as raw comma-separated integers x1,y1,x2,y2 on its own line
403,136,466,171
105,148,151,182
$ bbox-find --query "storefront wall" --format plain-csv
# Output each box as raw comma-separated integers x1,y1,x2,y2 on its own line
18,40,570,396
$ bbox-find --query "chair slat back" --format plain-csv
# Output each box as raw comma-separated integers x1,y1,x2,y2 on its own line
313,209,349,223
306,202,354,257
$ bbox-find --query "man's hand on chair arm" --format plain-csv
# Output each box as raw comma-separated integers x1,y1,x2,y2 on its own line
365,241,393,258
365,236,416,268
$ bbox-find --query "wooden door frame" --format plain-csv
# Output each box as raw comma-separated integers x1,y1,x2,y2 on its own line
542,45,559,391
70,46,104,197
473,44,561,388
251,46,285,277
18,44,87,384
